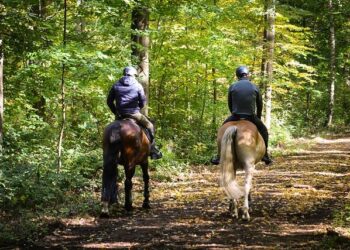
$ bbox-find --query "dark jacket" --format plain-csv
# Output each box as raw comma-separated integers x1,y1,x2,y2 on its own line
228,77,262,118
107,76,146,115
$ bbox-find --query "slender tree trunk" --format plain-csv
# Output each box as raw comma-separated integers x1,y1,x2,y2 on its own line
306,90,311,126
260,11,268,91
345,53,350,87
199,65,208,128
131,6,150,116
0,40,3,149
57,0,67,172
326,0,336,127
212,0,217,132
38,0,52,17
76,0,85,32
264,0,275,129
33,0,49,118
260,24,267,89
212,68,217,129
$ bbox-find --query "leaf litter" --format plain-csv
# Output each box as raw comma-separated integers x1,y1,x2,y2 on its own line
36,135,350,249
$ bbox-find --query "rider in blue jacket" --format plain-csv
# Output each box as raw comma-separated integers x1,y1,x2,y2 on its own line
107,66,162,160
211,66,272,165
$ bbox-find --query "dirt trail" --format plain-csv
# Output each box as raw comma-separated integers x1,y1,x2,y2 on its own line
37,137,350,249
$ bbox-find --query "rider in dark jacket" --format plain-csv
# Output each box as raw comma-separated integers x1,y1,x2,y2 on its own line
211,66,272,165
107,74,146,115
107,66,162,160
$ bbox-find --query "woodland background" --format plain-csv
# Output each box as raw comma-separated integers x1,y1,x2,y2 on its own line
0,0,349,245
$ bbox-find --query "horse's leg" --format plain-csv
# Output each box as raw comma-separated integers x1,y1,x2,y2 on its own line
101,148,118,216
242,163,254,221
248,192,252,213
124,165,136,211
141,161,151,209
228,167,239,218
229,199,239,218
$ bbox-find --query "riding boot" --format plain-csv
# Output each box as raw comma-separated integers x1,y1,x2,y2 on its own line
262,151,273,165
210,155,220,165
150,141,162,160
251,116,272,166
147,129,162,160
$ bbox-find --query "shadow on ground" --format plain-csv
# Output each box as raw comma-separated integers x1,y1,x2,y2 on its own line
33,136,350,249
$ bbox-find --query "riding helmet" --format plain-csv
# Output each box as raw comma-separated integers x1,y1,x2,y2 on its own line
236,66,249,78
123,66,138,77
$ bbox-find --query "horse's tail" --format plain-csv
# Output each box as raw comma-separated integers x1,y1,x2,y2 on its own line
219,126,243,200
102,122,122,204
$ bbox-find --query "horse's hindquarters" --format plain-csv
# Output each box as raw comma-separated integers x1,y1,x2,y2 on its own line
218,120,264,221
101,119,151,215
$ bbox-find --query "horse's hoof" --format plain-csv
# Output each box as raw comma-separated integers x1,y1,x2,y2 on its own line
242,214,250,221
232,212,239,219
124,205,133,211
229,203,233,212
100,212,110,218
142,203,151,209
241,208,250,221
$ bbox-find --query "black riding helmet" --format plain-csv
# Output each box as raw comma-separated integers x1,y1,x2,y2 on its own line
236,66,249,78
123,66,138,77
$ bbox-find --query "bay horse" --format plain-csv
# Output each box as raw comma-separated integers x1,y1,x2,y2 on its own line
217,120,265,220
101,119,151,216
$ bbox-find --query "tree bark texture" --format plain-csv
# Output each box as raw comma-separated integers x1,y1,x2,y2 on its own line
36,0,52,17
326,0,336,127
0,40,3,149
306,91,311,125
345,53,350,87
57,0,67,172
131,6,150,116
260,12,268,91
264,0,275,130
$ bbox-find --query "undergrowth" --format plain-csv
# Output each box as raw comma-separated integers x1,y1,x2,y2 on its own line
1,123,349,247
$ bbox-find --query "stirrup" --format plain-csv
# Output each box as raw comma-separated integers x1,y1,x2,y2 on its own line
262,155,273,165
210,155,220,165
150,146,162,160
150,151,162,160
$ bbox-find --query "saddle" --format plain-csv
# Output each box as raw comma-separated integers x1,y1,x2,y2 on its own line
230,114,249,121
117,116,153,143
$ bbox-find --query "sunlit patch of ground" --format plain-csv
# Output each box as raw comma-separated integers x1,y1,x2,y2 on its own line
36,136,350,249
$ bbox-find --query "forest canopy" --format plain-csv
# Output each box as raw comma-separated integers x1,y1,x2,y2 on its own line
0,0,349,244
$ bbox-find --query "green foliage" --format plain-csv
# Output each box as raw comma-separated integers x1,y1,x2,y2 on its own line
151,139,190,181
1,0,350,245
334,203,350,228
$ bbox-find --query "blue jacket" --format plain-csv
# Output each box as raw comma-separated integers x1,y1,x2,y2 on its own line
107,76,146,115
228,77,263,118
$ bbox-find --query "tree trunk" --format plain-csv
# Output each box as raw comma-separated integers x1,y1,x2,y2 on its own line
306,90,311,126
260,11,268,91
345,53,350,87
131,6,150,116
0,40,3,149
326,0,336,127
37,0,52,17
32,0,51,118
264,0,275,129
57,0,67,172
212,68,217,132
76,0,85,32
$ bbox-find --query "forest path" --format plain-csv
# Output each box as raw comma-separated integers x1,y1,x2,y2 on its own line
38,136,350,249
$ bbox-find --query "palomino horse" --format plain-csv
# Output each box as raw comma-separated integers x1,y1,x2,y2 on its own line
101,119,151,216
217,120,265,220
